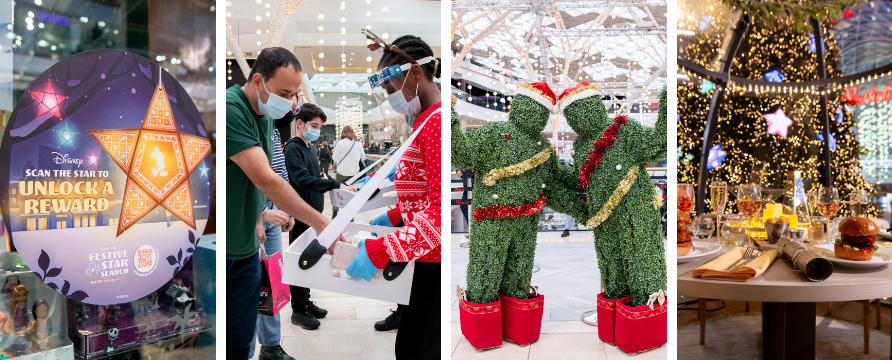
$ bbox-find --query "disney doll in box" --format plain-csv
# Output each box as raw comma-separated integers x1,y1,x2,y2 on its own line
21,300,50,353
1,276,19,302
4,285,28,332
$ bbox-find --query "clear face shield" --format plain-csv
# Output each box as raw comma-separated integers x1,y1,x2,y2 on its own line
366,56,434,119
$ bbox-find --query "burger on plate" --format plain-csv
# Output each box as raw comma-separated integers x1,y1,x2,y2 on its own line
835,217,880,261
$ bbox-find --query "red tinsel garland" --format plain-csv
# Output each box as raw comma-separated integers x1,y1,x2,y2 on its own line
472,192,546,222
578,115,630,190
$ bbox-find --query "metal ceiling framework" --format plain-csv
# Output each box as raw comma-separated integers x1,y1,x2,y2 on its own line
451,0,667,109
832,0,892,75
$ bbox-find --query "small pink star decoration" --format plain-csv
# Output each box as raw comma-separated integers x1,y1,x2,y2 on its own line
764,109,793,137
31,79,66,120
84,148,100,169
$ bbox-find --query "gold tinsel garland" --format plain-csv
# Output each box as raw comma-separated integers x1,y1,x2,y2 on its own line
483,145,556,186
652,185,663,209
586,166,640,229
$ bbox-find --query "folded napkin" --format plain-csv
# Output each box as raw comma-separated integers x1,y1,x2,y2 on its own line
692,247,779,282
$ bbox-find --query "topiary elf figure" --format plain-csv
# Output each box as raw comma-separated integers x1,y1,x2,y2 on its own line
452,82,586,350
559,83,668,342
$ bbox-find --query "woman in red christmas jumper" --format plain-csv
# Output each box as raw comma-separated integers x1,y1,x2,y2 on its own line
346,31,441,360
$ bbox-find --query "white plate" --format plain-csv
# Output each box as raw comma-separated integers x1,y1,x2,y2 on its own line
878,229,892,240
811,244,892,269
677,240,723,264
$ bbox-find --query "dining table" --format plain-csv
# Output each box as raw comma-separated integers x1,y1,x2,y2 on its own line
678,238,892,360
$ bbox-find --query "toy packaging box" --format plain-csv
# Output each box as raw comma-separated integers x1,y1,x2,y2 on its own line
0,258,73,359
66,257,203,359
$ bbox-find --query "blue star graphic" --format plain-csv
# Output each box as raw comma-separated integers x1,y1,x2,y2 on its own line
816,131,837,151
706,144,726,170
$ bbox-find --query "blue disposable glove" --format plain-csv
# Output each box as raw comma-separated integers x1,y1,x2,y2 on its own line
386,166,397,182
353,176,371,185
370,213,395,227
346,240,378,282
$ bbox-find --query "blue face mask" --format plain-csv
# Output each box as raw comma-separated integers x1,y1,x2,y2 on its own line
299,121,321,142
305,128,321,142
256,79,293,119
387,76,421,116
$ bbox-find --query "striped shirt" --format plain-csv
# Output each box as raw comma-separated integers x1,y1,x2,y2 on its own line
272,129,289,182
264,129,289,212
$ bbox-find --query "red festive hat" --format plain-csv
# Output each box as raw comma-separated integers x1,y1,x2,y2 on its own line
515,82,557,112
557,81,602,113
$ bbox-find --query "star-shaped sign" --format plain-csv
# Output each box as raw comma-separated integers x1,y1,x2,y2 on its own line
764,109,793,137
706,144,726,170
54,121,78,148
198,163,209,178
816,131,837,151
31,79,67,120
700,80,714,94
91,72,211,236
84,148,100,169
764,70,785,83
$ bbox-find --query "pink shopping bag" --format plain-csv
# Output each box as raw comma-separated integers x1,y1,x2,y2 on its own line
259,249,291,315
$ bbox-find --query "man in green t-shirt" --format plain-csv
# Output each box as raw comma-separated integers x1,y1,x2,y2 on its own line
226,47,343,360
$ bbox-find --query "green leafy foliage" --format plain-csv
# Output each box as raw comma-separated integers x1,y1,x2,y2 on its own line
567,87,668,307
452,96,586,304
452,87,667,307
723,0,865,32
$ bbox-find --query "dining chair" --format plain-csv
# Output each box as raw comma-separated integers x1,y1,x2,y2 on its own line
825,300,880,354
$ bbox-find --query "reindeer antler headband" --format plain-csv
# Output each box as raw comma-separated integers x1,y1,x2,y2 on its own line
362,29,418,65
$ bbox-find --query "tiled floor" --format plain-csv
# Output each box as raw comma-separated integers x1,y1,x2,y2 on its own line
450,232,601,322
249,181,400,360
450,232,663,358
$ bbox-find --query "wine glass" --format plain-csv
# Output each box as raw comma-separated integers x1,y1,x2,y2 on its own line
817,186,840,240
710,181,728,242
849,189,868,217
721,215,747,246
737,183,762,244
678,183,694,226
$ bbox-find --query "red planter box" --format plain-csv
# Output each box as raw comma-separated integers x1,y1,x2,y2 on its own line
597,292,629,345
615,297,668,354
459,298,503,350
499,294,545,346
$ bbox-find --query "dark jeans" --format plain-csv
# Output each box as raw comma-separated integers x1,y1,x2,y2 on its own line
460,190,470,224
226,252,261,359
395,262,440,360
288,222,312,312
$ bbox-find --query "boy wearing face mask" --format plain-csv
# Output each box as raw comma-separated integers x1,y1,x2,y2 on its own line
281,103,358,330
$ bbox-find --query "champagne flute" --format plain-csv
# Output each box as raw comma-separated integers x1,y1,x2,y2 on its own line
817,186,840,241
737,183,762,244
710,181,728,242
851,189,868,217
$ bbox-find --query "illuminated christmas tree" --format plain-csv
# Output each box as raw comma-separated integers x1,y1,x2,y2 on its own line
678,15,874,214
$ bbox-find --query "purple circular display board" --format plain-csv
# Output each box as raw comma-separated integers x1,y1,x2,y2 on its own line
0,49,213,305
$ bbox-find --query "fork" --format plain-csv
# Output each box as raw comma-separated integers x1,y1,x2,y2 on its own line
732,249,764,271
723,245,755,271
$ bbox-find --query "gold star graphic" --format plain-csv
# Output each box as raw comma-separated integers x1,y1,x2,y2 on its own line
90,73,211,236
